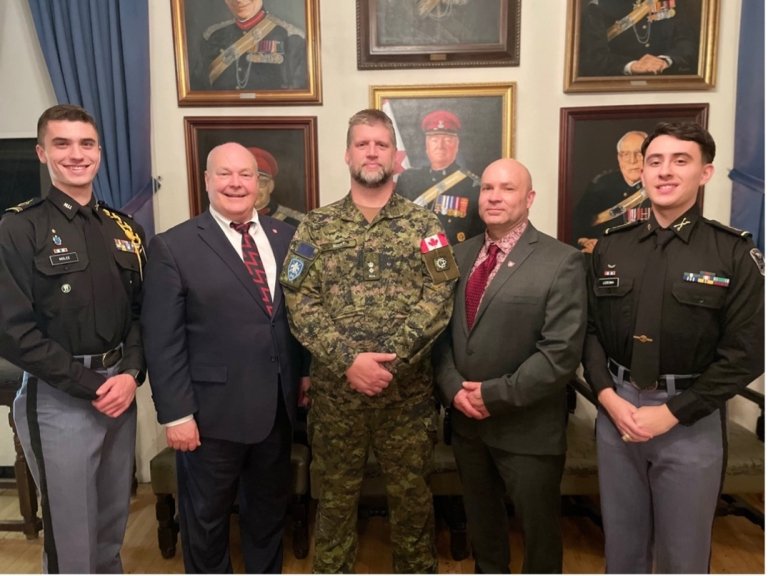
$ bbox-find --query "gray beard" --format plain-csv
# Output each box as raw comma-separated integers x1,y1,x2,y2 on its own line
350,165,393,189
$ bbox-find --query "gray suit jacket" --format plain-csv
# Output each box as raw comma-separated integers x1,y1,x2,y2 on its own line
433,223,587,455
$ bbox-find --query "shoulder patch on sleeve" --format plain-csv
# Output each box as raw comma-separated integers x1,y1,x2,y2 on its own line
604,220,643,236
705,219,753,239
280,241,319,289
4,197,44,214
422,245,459,283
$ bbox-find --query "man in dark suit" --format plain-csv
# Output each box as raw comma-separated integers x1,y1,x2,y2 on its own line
141,142,307,573
433,158,587,573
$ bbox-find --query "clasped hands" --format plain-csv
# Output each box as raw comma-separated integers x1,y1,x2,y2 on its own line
452,381,489,420
346,352,397,396
629,54,670,75
598,388,679,443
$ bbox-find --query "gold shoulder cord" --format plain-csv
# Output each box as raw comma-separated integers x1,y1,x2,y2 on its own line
102,208,145,280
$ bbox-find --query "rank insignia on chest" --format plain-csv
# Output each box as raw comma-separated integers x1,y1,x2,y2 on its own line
363,252,380,281
683,271,730,287
114,238,135,252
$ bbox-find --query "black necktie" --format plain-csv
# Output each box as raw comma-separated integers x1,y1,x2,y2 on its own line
81,207,117,341
231,221,273,316
630,228,675,389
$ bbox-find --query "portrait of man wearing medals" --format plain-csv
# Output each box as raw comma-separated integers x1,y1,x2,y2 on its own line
194,0,308,91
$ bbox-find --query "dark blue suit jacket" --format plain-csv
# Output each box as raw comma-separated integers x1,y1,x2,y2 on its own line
141,210,303,444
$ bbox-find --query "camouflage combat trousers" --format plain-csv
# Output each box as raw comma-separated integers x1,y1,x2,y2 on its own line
309,395,438,573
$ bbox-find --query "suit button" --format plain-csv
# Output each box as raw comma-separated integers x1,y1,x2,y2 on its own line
467,348,474,355
270,356,277,362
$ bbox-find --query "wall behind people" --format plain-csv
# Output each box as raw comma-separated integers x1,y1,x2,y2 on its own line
1,0,759,478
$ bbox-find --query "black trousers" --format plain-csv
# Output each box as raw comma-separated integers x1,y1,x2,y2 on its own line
452,431,565,574
177,396,291,574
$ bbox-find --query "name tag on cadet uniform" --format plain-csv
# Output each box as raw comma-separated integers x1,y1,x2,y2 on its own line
420,233,459,283
50,252,79,266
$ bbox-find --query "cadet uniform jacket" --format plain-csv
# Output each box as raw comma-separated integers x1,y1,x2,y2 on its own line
583,206,765,425
0,187,145,399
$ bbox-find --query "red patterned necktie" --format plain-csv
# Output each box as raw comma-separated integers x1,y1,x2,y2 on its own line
231,221,273,316
465,243,500,329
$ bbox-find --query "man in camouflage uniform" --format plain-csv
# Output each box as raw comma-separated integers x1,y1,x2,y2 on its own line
280,109,458,573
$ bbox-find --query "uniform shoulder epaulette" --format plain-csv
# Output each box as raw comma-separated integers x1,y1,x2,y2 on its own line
604,219,643,236
704,219,752,239
461,169,481,184
266,14,306,39
4,197,44,214
203,18,235,41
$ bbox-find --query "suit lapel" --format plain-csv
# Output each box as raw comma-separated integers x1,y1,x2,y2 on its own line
471,224,538,331
197,211,272,316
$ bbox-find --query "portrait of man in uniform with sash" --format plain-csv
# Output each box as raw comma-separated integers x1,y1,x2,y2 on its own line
377,87,512,246
179,0,310,92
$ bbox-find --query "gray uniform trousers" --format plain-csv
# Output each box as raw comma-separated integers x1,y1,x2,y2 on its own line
14,364,136,574
597,369,723,574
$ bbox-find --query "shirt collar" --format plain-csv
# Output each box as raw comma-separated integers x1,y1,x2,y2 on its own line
209,205,260,231
483,220,529,255
639,205,701,244
47,186,94,221
341,190,407,222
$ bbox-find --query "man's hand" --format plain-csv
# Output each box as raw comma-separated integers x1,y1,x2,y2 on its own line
92,373,137,418
632,404,678,437
461,381,490,419
346,352,396,396
577,237,598,254
598,388,653,442
298,376,311,408
629,54,670,74
452,388,487,420
166,419,201,452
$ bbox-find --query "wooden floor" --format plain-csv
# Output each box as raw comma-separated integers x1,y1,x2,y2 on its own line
0,484,763,573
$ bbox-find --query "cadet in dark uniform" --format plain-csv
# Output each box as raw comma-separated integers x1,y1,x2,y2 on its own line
579,0,699,76
248,146,305,227
396,110,483,244
197,0,308,91
0,104,146,573
583,122,764,573
573,130,650,253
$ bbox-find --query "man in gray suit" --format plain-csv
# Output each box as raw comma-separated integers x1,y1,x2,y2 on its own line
433,158,587,573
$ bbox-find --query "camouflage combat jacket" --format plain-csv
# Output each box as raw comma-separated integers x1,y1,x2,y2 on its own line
280,192,457,408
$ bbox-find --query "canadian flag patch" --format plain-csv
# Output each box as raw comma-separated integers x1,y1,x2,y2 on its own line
420,233,449,253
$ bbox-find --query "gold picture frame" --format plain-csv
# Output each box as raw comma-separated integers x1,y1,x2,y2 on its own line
564,0,719,93
171,0,322,106
357,0,521,69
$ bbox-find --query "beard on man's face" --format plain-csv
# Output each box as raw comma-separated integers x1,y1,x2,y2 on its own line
350,164,393,189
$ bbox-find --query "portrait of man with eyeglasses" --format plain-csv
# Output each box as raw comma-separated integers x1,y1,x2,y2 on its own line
572,130,651,253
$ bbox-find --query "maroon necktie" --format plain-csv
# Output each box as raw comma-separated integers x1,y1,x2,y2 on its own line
231,221,273,316
465,243,500,329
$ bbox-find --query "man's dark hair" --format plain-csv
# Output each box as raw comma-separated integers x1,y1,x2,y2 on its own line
641,122,716,164
346,108,396,148
37,104,99,144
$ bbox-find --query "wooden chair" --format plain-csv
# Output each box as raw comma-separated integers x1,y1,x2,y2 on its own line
0,358,42,539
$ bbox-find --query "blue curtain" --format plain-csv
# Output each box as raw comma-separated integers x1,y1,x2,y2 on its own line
729,0,764,251
27,0,154,236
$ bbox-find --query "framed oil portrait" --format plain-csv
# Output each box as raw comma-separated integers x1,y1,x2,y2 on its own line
184,116,319,222
564,0,719,93
558,104,709,253
357,0,521,69
171,0,322,106
371,83,515,244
